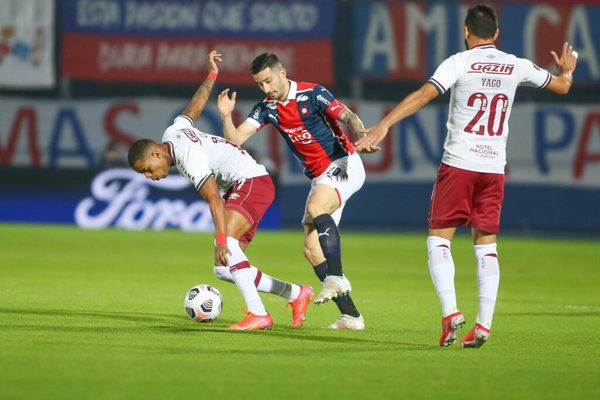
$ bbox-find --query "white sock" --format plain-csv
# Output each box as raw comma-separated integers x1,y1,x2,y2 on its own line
427,236,458,317
213,265,300,301
474,243,500,330
225,237,267,316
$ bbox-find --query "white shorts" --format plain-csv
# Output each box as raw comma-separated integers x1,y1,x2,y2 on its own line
302,152,365,226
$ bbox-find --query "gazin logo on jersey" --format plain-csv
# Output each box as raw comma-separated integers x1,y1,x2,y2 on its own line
468,63,515,75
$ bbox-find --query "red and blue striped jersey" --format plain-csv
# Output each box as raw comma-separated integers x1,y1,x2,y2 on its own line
245,81,355,179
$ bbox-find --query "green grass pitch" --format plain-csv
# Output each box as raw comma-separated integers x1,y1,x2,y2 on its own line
1,223,598,399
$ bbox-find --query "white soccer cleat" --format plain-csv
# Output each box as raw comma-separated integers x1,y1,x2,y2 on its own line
314,275,352,304
328,314,365,330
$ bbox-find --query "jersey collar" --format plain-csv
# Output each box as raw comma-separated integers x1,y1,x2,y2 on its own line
471,43,496,50
278,80,297,105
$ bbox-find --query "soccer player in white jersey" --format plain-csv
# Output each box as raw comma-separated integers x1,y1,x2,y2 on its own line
128,50,313,331
356,5,577,348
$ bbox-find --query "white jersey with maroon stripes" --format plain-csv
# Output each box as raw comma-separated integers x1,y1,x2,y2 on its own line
162,116,268,192
428,44,551,174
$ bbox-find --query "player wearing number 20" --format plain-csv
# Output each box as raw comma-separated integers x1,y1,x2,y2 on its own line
356,5,577,348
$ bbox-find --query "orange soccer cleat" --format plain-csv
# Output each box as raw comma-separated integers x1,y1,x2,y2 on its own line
439,311,465,347
460,323,491,348
228,311,273,331
288,285,313,328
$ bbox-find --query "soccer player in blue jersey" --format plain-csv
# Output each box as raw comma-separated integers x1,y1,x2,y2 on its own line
218,53,378,330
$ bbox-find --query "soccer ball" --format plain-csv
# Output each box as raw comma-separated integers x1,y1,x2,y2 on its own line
184,284,223,322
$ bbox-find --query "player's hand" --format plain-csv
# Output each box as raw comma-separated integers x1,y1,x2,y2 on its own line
207,50,222,74
550,42,577,73
218,89,237,117
353,129,381,153
215,244,231,266
355,124,388,153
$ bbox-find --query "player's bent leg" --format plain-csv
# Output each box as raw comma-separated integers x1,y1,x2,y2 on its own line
225,209,312,328
305,185,352,303
304,225,363,328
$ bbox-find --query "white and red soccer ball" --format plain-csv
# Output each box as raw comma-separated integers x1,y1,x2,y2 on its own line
184,284,222,322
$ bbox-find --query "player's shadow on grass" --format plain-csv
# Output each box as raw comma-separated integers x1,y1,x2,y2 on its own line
154,325,431,350
0,307,431,350
0,307,183,323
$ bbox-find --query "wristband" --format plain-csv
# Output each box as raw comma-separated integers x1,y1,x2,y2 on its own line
215,233,227,246
207,72,218,81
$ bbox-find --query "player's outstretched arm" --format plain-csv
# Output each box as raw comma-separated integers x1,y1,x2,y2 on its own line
217,89,258,146
198,177,231,266
546,42,578,95
182,50,222,123
355,83,439,152
339,109,380,153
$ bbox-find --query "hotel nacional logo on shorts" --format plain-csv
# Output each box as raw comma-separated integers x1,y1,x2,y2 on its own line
468,62,515,75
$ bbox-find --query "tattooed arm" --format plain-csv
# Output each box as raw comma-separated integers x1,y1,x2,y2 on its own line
339,109,365,140
339,108,380,153
182,50,222,122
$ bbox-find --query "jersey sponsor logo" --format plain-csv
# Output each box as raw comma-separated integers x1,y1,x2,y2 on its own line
286,129,313,145
468,62,515,75
181,128,199,142
316,94,330,106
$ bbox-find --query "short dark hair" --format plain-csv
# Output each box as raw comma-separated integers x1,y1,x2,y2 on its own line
251,53,281,75
465,5,498,39
127,139,155,167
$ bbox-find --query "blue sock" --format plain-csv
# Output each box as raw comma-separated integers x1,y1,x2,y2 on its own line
313,214,343,276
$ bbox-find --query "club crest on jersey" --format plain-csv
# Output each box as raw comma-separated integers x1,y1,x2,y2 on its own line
300,105,309,119
468,62,514,75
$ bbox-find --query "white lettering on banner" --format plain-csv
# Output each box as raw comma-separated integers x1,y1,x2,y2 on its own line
217,44,293,73
362,3,397,71
98,42,153,71
77,0,121,27
201,2,245,32
75,168,213,231
125,2,199,30
406,3,446,68
249,3,319,32
156,43,207,71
